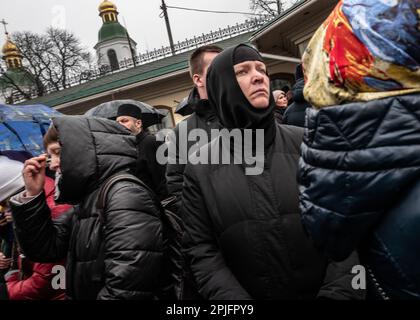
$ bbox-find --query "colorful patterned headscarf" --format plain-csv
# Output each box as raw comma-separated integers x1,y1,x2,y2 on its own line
303,0,420,108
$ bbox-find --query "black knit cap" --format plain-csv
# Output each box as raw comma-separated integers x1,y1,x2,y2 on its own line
117,104,142,120
233,45,263,65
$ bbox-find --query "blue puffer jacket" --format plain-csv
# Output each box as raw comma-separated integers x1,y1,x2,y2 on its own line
299,93,420,299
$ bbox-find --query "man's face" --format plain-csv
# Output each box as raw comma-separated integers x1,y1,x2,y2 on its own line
116,116,142,135
234,60,270,109
193,51,219,99
47,142,61,173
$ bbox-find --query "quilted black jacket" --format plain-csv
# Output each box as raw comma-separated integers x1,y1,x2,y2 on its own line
11,117,163,300
299,93,420,299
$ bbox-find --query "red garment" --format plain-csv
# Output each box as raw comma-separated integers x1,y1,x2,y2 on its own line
44,176,72,219
6,261,66,300
6,176,71,300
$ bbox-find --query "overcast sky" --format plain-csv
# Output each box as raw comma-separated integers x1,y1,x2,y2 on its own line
2,0,267,55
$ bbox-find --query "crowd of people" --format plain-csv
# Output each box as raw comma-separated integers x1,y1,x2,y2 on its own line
0,0,419,300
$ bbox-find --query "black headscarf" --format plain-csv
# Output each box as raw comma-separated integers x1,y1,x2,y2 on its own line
206,44,276,147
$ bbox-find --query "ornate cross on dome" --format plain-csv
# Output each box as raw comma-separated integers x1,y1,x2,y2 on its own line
0,19,9,35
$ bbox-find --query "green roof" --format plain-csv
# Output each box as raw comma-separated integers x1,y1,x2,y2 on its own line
98,22,129,43
0,68,35,89
20,32,253,108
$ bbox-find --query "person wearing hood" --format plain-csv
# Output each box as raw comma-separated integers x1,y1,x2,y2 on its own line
165,45,222,211
180,44,362,300
299,0,420,299
9,116,164,300
283,64,312,127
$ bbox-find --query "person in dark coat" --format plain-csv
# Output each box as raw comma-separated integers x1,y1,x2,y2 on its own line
116,104,168,200
283,64,312,127
180,44,362,300
166,45,222,211
9,116,164,300
298,0,420,299
0,172,70,300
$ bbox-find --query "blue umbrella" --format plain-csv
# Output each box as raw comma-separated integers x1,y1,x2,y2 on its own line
0,104,62,156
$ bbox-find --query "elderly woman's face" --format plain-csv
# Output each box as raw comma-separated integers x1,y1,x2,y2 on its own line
275,91,288,108
234,60,270,109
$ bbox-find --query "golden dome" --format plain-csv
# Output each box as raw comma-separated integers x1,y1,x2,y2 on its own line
99,0,118,14
2,36,21,57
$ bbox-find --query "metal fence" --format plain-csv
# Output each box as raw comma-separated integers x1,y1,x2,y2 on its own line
9,16,274,103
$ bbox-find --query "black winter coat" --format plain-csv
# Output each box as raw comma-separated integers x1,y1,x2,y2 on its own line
11,117,163,300
283,79,311,127
135,131,168,200
181,124,346,299
299,93,420,299
166,93,220,211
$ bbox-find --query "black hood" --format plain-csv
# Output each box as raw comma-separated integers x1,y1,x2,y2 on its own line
206,44,276,146
53,116,137,204
292,79,305,103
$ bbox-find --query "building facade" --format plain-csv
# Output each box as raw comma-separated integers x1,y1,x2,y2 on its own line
94,1,138,71
0,34,35,104
13,0,339,128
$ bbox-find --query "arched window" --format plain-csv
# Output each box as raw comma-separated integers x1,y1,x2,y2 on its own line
104,14,110,23
107,49,119,71
14,59,20,68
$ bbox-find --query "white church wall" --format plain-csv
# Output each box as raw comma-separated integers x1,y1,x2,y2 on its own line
96,39,137,67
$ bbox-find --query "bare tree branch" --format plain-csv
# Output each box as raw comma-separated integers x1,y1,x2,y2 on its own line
1,28,91,102
46,28,91,90
249,0,299,17
0,63,33,102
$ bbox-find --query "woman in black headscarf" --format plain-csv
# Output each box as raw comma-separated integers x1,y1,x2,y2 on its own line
180,44,361,300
